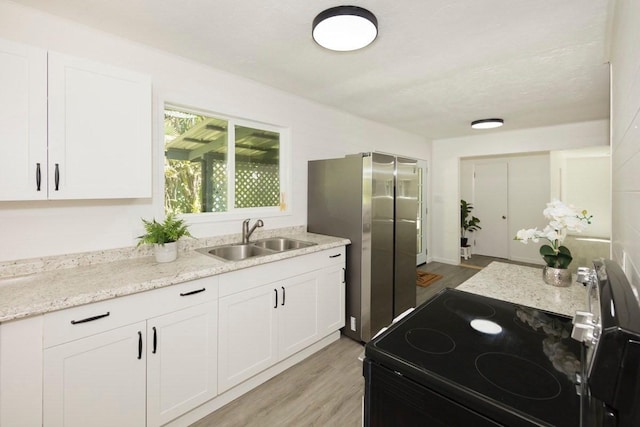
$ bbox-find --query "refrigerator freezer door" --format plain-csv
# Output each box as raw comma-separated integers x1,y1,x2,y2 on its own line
368,153,396,341
394,157,418,316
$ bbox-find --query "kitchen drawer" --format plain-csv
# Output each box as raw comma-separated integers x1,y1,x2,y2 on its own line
44,276,218,348
219,246,346,297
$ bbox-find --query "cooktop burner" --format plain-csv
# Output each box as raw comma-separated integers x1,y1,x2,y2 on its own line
475,352,562,400
444,295,496,318
366,288,582,426
406,328,456,354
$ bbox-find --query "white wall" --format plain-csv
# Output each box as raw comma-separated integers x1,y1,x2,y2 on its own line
610,0,640,293
431,120,609,264
0,1,429,262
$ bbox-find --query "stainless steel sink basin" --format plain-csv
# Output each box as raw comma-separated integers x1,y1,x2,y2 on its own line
253,237,317,251
197,237,316,261
198,244,274,261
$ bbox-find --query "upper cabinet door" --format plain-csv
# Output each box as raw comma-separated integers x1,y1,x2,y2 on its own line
48,52,152,199
0,39,47,201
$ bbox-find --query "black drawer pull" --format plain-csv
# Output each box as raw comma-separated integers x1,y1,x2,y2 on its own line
180,288,206,296
36,163,41,191
281,286,285,306
329,253,342,258
342,267,346,284
274,288,278,308
70,312,110,325
137,331,143,360
152,326,157,354
54,163,60,191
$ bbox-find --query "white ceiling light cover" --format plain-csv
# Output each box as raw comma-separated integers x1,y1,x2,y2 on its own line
471,118,504,129
312,6,378,52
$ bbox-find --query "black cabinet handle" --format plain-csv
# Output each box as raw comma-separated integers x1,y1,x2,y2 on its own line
329,253,342,258
180,288,206,296
281,286,285,306
152,326,157,354
36,163,41,191
54,163,60,191
70,311,110,325
274,288,278,308
342,267,346,284
137,331,143,360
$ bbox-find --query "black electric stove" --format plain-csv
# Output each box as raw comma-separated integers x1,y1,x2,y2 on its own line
364,288,583,426
364,260,640,427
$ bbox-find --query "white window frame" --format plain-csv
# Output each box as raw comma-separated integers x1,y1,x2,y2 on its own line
162,102,292,224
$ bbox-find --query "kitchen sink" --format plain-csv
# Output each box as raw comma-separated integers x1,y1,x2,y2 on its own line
198,244,274,261
253,237,317,251
197,237,316,261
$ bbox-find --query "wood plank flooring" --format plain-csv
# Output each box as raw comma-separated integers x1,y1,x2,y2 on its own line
191,336,365,427
191,255,536,427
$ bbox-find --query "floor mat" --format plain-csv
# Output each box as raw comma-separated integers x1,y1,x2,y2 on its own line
417,270,443,287
459,263,484,270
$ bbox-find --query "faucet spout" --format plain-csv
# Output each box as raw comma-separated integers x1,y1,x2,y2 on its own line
242,218,264,244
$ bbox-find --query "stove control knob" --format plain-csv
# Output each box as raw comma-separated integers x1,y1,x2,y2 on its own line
571,322,596,345
572,311,594,325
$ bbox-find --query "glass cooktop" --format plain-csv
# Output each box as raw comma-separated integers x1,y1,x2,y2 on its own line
366,288,582,426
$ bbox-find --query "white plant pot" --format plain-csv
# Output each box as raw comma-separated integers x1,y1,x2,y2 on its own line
154,242,178,263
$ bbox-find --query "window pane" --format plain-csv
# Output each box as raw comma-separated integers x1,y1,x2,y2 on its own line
234,125,280,209
164,108,228,214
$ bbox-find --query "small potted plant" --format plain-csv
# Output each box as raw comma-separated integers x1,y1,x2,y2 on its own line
137,213,192,263
460,199,481,247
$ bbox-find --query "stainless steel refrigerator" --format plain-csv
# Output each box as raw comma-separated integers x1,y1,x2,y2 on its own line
308,152,418,342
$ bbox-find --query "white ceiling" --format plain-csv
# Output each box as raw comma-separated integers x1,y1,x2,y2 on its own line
12,0,614,139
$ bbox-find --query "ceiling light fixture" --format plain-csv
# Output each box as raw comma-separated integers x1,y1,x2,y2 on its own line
471,118,504,130
312,6,378,52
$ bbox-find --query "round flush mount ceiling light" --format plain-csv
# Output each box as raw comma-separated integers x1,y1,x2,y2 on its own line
471,118,504,130
312,6,378,52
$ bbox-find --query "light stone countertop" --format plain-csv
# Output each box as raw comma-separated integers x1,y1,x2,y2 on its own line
0,232,349,323
457,261,587,317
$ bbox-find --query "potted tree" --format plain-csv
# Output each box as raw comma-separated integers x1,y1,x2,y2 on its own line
137,213,192,263
460,199,481,247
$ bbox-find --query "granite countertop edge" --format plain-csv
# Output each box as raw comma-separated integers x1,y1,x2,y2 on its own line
0,232,350,323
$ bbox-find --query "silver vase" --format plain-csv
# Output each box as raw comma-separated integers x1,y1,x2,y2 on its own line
542,266,573,287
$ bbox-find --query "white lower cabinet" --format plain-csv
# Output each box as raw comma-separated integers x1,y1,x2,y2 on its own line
217,284,279,392
43,322,148,427
42,277,218,427
5,247,345,427
218,248,346,393
146,301,218,427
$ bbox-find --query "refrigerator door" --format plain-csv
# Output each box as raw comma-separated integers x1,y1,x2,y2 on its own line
308,155,367,341
394,157,418,316
368,153,396,341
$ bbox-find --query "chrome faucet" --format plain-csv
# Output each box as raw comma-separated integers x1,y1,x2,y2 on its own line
242,218,264,244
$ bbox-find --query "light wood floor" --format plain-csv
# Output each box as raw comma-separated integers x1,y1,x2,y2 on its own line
191,255,535,427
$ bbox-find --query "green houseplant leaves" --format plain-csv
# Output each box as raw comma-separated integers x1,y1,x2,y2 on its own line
137,213,192,246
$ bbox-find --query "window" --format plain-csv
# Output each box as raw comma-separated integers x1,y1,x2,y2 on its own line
164,106,287,216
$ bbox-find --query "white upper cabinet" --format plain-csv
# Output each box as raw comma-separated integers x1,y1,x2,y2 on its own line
0,38,152,201
0,38,47,200
48,52,152,199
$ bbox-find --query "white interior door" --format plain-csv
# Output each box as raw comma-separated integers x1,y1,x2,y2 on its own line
472,162,509,258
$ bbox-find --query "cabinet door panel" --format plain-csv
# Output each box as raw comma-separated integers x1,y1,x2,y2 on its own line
279,272,319,359
318,266,346,335
218,286,277,392
48,52,151,199
147,301,218,427
43,322,146,427
0,38,47,200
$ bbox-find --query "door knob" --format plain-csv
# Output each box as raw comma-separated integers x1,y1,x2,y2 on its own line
502,215,506,219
